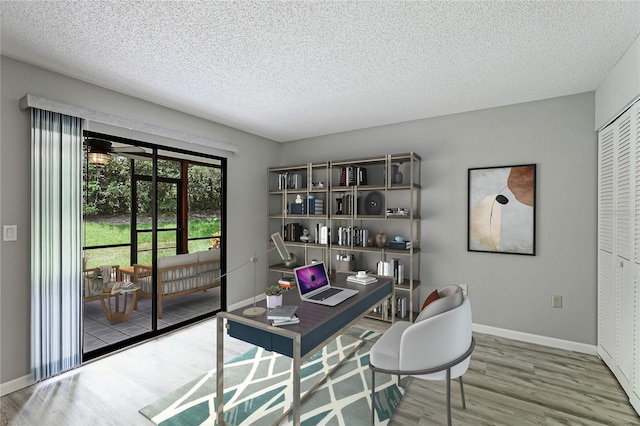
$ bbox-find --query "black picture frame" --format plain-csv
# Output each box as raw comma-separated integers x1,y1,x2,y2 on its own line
468,164,536,255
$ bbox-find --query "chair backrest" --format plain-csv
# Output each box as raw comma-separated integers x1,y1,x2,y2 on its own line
399,296,472,380
415,285,464,322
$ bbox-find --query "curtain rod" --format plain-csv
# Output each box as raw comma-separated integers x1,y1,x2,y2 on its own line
19,93,240,154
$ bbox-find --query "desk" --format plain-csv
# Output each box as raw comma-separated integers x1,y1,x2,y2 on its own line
216,273,393,426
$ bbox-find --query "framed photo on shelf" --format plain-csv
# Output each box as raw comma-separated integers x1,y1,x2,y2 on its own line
468,164,536,255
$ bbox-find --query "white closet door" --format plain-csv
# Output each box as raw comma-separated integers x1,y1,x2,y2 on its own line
632,102,640,412
598,125,616,364
615,111,634,389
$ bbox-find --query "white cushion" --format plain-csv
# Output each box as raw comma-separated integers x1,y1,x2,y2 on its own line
415,285,463,322
198,249,220,263
369,321,412,370
157,252,199,269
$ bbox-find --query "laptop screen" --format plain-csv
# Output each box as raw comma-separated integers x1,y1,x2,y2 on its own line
294,262,330,296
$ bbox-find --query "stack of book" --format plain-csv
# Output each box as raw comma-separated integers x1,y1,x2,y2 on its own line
307,198,324,215
278,276,296,288
267,305,300,326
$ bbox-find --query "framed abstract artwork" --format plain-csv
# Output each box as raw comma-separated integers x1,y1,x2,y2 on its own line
468,164,536,255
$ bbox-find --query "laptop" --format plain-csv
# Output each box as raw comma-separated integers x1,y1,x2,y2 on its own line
294,261,359,306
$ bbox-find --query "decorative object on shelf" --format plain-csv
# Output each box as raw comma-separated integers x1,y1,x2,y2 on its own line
393,162,405,184
335,197,343,215
335,253,356,272
468,164,536,255
364,191,383,215
386,207,408,216
357,166,368,185
375,230,387,248
312,181,325,189
283,252,298,268
265,285,287,308
388,240,412,250
391,164,403,184
300,228,310,242
367,236,374,247
295,194,303,204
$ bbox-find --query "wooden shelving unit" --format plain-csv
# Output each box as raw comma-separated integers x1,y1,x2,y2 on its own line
267,152,421,321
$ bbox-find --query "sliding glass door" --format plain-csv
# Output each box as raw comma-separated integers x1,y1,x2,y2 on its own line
82,133,226,359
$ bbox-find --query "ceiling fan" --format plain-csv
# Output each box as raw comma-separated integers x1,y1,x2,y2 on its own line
84,137,147,168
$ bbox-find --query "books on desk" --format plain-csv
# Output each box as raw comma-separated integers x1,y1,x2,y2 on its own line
271,315,300,326
267,305,300,326
346,275,378,285
267,305,298,320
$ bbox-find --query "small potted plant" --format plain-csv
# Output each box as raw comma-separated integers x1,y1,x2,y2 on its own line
265,285,288,308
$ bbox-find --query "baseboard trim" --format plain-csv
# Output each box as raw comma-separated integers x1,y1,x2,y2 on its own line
473,324,598,355
1,374,34,397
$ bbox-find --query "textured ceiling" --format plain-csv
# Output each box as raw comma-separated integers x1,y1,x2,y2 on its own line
2,1,639,142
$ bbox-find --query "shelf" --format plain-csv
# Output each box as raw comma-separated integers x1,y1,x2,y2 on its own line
269,164,308,172
365,309,418,322
383,215,421,220
331,184,386,192
388,182,422,190
331,156,386,167
268,263,295,274
396,279,421,291
330,246,420,256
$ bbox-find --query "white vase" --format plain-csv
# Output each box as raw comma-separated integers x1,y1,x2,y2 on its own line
266,294,283,309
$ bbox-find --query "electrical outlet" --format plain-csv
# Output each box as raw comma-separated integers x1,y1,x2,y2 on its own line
460,284,468,296
552,295,563,309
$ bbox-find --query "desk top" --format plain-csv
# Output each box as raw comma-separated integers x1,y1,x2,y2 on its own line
223,273,393,358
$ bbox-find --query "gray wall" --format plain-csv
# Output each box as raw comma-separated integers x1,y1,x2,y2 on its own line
1,55,597,386
280,92,597,345
0,56,278,384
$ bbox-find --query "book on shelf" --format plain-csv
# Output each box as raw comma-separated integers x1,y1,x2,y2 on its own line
270,315,300,326
278,277,296,288
266,305,299,320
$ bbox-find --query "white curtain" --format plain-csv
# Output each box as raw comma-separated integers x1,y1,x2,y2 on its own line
31,108,83,381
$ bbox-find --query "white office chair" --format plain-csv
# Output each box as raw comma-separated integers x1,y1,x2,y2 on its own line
369,285,474,426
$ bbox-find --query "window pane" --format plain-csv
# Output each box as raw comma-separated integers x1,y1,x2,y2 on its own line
83,246,130,270
188,164,221,241
188,239,212,253
156,159,180,179
157,182,177,229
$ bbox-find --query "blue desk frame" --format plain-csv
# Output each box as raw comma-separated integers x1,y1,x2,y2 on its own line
216,273,393,426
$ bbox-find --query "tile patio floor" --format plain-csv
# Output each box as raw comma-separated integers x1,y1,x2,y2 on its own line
83,288,221,353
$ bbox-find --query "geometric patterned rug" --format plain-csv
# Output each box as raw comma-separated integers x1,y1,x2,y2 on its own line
139,327,408,425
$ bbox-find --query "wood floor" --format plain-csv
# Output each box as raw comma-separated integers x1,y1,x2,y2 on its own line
1,317,638,426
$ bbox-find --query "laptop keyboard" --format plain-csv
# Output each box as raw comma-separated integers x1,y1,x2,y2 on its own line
308,288,342,301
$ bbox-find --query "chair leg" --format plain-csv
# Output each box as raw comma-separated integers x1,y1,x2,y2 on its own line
371,369,376,426
446,368,452,426
459,376,466,409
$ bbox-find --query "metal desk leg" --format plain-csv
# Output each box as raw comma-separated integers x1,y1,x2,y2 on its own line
292,334,301,426
216,316,225,425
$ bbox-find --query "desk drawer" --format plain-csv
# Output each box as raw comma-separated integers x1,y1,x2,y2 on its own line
227,321,294,357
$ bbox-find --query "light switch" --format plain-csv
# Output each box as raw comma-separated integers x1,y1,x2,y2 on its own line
3,225,17,241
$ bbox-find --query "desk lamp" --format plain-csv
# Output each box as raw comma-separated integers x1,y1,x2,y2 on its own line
218,232,291,318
